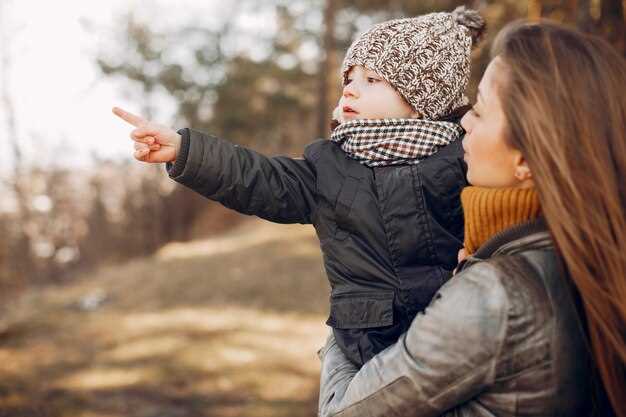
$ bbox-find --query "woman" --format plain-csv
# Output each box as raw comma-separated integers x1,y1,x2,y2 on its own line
318,20,625,417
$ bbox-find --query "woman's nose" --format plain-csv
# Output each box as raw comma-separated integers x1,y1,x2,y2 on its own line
460,112,471,133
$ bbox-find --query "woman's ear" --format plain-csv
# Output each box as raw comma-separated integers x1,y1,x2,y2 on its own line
513,154,533,185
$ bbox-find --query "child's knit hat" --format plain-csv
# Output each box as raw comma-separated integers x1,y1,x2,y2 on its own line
341,6,486,120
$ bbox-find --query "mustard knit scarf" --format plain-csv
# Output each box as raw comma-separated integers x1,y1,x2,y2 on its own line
461,186,541,255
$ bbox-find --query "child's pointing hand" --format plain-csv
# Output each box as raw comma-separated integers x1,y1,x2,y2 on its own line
112,106,181,163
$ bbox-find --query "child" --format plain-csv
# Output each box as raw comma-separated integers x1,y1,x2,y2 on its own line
113,6,485,367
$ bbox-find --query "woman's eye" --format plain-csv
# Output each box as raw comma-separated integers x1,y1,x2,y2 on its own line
367,77,380,83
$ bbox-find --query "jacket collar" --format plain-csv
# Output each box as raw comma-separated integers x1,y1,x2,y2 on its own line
457,217,552,272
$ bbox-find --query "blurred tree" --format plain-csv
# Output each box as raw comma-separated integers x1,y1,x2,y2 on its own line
211,55,318,152
0,0,36,286
528,0,542,20
528,0,624,54
318,0,338,137
95,9,241,254
78,174,117,267
98,5,244,134
33,167,84,282
596,0,624,54
0,214,10,290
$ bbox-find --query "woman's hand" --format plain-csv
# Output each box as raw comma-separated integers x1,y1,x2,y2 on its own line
112,106,181,163
453,247,468,275
458,248,468,263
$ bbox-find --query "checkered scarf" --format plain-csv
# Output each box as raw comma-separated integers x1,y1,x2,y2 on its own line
330,118,464,167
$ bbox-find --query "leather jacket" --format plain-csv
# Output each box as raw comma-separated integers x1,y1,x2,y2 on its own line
318,218,595,417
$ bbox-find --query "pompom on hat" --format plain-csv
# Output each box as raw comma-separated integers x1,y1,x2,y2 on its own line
341,6,486,120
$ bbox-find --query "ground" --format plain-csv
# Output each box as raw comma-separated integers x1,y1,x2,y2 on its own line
0,219,330,417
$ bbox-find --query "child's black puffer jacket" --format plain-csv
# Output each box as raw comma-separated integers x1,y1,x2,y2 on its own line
168,127,467,366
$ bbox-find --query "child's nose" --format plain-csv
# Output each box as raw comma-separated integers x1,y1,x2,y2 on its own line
343,82,358,98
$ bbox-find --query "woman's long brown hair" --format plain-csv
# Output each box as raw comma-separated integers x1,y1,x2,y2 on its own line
492,21,626,416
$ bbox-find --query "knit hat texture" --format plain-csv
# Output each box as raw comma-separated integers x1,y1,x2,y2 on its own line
341,6,486,120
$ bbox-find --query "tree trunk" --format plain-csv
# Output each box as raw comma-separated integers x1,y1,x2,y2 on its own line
317,0,337,139
601,0,625,55
577,0,596,32
0,0,35,283
528,0,542,20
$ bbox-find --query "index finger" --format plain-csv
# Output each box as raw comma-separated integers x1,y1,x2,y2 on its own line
112,107,148,127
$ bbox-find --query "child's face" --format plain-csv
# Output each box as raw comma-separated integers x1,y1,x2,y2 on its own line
339,65,418,121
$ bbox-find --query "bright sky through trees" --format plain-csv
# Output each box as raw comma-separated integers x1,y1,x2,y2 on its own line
0,0,278,170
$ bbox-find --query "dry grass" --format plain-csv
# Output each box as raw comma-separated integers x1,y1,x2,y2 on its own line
0,219,330,417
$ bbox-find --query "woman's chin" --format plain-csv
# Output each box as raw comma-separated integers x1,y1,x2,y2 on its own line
465,170,476,186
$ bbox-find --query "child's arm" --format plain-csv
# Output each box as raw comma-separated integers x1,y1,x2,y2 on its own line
113,107,317,224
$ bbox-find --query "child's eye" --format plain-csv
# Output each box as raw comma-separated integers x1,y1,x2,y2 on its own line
367,77,380,83
345,78,353,85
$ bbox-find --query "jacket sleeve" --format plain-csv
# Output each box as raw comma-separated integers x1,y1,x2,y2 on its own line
318,262,510,417
167,128,318,224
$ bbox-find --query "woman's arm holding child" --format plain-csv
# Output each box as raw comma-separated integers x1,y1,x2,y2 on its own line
318,264,509,417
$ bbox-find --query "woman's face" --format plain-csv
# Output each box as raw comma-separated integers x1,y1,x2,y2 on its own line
460,57,532,188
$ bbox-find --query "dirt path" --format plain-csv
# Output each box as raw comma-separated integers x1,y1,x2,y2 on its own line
0,220,330,417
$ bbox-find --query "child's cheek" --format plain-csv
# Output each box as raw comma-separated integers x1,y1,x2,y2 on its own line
332,105,345,124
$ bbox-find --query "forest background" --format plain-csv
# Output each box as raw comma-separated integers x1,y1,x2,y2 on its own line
0,1,624,416
1,0,624,290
